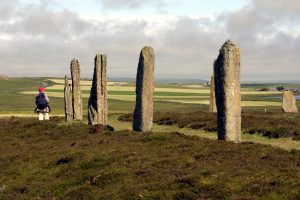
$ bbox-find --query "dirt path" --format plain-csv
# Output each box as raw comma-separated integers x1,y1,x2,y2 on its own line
0,114,299,151
108,114,300,151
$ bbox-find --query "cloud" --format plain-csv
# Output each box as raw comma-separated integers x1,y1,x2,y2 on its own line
0,0,300,81
0,0,19,20
252,0,300,16
95,0,165,9
223,0,300,81
0,2,155,77
152,17,227,78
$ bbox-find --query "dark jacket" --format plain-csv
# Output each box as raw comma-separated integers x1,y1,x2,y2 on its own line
35,92,50,113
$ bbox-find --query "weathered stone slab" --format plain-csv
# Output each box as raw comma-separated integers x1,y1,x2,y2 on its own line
70,58,83,120
64,75,72,122
209,61,217,113
214,40,241,143
282,91,298,113
88,54,108,125
133,46,155,132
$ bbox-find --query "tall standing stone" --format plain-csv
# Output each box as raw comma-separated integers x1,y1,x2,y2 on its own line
282,91,298,113
209,61,217,113
133,46,155,132
70,59,83,120
214,40,241,143
88,54,108,125
64,75,72,122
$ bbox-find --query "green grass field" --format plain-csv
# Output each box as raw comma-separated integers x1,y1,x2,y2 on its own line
12,78,297,113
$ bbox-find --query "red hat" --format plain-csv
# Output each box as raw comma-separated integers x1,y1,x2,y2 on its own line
38,87,45,92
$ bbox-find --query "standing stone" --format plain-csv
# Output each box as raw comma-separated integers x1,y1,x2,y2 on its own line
209,61,217,113
64,75,72,122
70,59,83,120
282,91,298,113
214,40,241,143
133,46,155,132
88,54,108,125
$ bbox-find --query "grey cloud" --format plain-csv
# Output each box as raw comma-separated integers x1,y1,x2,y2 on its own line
0,0,19,20
17,8,89,37
95,0,165,9
223,0,300,81
1,0,300,81
153,17,227,78
253,0,300,16
0,2,153,78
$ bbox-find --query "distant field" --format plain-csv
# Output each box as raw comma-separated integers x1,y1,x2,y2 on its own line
47,79,130,86
0,77,298,114
17,78,285,108
46,84,211,94
46,83,282,95
20,91,282,107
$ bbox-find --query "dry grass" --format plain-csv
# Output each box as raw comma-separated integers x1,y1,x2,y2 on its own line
46,82,281,95
48,79,129,86
178,84,205,88
111,114,300,151
45,84,209,93
48,79,92,86
24,81,283,109
119,110,300,149
20,91,281,107
0,117,299,199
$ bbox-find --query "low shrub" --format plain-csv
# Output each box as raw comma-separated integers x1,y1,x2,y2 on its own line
0,117,299,199
118,111,300,140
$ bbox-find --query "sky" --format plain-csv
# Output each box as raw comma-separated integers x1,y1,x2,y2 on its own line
0,0,300,81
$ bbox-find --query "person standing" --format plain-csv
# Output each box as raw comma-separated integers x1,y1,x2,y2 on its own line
35,87,50,120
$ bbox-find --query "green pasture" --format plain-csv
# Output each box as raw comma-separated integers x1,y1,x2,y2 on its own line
8,77,294,114
1,77,300,116
1,78,299,115
0,78,210,114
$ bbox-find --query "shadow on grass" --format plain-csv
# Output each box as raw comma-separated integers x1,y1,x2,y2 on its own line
119,110,300,140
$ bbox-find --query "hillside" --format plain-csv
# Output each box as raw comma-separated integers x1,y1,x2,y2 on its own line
0,117,299,199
